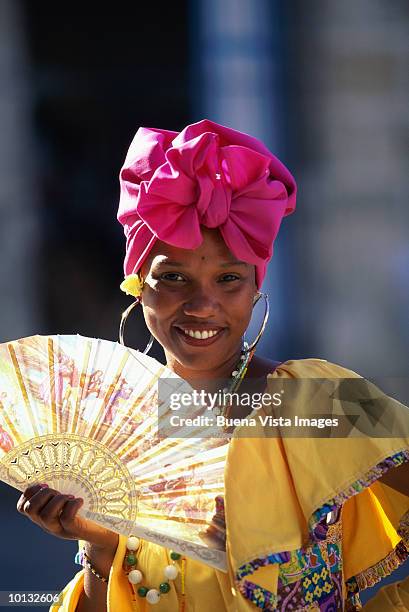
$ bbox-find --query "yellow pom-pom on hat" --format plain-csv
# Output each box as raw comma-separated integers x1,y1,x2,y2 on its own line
120,274,144,298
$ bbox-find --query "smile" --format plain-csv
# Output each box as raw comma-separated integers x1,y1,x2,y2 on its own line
182,329,219,339
174,326,225,346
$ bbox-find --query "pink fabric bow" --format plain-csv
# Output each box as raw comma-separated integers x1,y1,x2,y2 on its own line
117,119,297,288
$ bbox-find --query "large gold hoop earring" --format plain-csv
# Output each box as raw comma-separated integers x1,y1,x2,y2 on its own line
243,292,269,353
119,298,154,354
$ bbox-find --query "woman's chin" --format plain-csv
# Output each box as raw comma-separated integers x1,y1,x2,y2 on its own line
174,351,222,374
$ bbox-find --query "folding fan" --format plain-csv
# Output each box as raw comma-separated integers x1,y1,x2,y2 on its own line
0,335,229,571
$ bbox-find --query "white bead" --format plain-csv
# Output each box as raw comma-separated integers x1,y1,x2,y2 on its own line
146,589,161,604
126,536,140,551
164,564,178,580
128,569,143,584
232,370,238,377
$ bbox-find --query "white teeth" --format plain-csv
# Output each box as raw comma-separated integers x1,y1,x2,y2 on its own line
182,329,219,339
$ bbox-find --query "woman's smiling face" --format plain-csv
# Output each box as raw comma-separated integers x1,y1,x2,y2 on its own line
140,227,258,375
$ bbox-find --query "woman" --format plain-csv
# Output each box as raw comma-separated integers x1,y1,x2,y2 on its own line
17,120,409,611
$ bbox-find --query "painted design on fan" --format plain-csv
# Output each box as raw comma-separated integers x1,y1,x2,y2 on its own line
146,473,191,518
0,424,14,453
1,336,142,435
39,351,79,405
6,338,80,412
103,377,133,424
0,390,25,436
140,455,217,524
148,472,188,495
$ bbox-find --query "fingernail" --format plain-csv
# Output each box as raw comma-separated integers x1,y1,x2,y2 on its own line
39,483,48,487
67,495,75,499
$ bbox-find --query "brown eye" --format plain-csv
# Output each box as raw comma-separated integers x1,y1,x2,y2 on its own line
160,273,185,282
219,274,240,282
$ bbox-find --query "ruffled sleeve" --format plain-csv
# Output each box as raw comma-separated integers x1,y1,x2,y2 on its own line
224,358,409,610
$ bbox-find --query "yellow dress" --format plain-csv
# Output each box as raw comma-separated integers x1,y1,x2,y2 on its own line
51,358,409,611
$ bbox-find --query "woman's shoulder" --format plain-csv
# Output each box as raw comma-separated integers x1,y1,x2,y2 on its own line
247,354,362,388
267,356,362,380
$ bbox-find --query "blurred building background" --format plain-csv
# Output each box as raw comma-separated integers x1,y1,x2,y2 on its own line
0,0,408,607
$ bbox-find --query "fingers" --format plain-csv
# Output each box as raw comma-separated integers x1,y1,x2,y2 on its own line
17,485,82,535
36,492,78,524
38,495,84,536
59,497,84,527
17,485,118,548
18,486,60,520
16,483,48,514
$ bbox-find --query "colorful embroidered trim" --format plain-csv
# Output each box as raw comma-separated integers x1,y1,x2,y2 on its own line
237,552,291,580
235,450,409,611
236,522,343,611
308,448,409,536
236,579,277,611
345,593,363,611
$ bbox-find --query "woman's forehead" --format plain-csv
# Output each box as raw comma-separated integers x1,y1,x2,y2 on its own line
142,228,247,270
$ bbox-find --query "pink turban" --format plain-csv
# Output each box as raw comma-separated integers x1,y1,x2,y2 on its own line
117,119,296,289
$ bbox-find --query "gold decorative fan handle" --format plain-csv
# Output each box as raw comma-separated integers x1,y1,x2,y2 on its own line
0,434,138,526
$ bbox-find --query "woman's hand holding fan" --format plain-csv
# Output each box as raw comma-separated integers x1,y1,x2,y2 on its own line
16,482,118,552
0,334,229,570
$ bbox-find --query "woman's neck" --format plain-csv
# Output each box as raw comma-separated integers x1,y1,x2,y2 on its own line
164,349,282,395
164,346,244,390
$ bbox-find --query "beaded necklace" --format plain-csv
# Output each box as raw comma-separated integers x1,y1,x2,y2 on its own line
123,345,256,609
124,537,186,607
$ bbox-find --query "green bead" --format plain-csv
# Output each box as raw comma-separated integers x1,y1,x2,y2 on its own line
159,582,171,593
127,554,137,565
137,586,148,598
170,551,181,560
